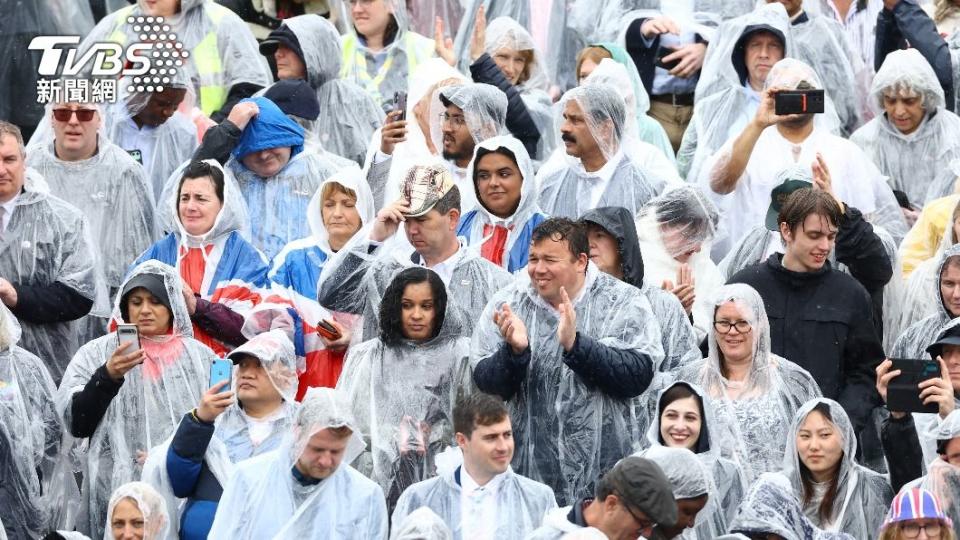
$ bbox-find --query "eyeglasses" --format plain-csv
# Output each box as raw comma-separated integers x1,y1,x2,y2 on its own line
439,112,467,128
713,320,752,334
616,497,657,533
52,108,96,122
900,522,942,538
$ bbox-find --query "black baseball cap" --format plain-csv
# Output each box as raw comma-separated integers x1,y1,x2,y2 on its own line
259,24,305,65
264,80,320,121
765,178,813,231
927,323,960,360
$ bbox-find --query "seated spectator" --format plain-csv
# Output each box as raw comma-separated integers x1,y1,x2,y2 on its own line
145,330,300,540
645,381,745,538
535,85,666,219
391,393,557,539
318,164,510,340
0,122,103,382
265,166,373,395
636,446,713,540
104,482,169,540
133,160,269,356
337,267,471,510
0,304,63,539
25,99,155,343
208,387,388,538
851,49,960,207
258,14,384,165
56,261,213,535
456,135,546,273
781,399,894,539
472,218,663,504
527,456,677,540
674,283,821,481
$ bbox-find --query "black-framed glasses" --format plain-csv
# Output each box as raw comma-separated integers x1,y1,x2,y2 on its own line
53,108,96,122
713,319,752,334
617,498,657,533
900,522,942,538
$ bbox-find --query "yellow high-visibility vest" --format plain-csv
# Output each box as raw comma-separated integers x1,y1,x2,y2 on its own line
340,31,434,105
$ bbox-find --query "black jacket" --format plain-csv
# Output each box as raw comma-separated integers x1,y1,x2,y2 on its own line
193,119,242,166
728,255,884,435
880,412,925,492
624,19,710,94
68,365,123,438
834,205,893,295
875,0,954,111
581,206,645,288
469,53,541,159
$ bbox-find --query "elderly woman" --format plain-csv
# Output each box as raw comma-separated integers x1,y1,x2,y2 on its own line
266,166,374,395
851,49,960,207
645,381,745,539
675,283,821,482
336,267,471,511
133,160,269,357
56,261,214,535
636,185,723,339
105,482,170,540
782,399,894,539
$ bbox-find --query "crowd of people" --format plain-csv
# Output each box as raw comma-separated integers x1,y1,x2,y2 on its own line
11,0,960,539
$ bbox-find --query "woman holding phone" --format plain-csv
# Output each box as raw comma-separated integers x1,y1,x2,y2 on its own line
133,159,270,357
336,267,471,511
56,260,215,536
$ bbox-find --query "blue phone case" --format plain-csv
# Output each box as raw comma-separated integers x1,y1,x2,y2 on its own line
209,359,232,388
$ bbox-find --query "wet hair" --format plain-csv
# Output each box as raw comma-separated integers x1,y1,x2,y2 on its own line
531,218,589,261
378,267,447,346
576,46,613,81
325,425,354,440
453,393,509,438
0,121,25,157
178,160,225,203
798,402,842,525
777,188,841,235
657,382,711,455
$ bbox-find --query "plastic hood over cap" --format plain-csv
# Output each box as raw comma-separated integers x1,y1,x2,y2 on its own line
232,97,305,161
283,15,341,88
226,329,301,403
103,481,170,540
871,48,945,113
730,472,856,540
432,83,508,148
306,166,376,253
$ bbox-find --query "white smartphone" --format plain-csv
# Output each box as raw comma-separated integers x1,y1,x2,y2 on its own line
117,323,141,352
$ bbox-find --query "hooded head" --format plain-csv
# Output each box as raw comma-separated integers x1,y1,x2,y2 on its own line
289,387,365,480
306,166,375,254
648,381,717,457
732,23,786,88
581,206,644,288
467,135,537,223
705,283,774,393
556,83,627,164
160,159,251,247
232,97,305,177
638,185,720,264
226,329,301,404
432,83,508,166
872,48,944,136
115,261,193,339
936,245,960,319
638,446,715,537
105,481,170,540
264,15,343,89
483,17,549,91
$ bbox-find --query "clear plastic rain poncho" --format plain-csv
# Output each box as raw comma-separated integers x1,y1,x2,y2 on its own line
4,168,109,382
25,115,157,340
55,261,214,535
535,84,665,219
101,74,199,201
470,265,665,505
580,58,682,184
336,0,438,111
483,16,556,161
642,381,746,540
891,244,960,361
227,98,344,260
336,302,472,508
103,482,170,540
457,135,547,273
80,0,271,117
635,185,724,340
636,445,720,540
392,506,454,540
0,302,65,539
207,387,388,539
361,58,469,209
391,446,558,540
727,472,856,540
141,329,301,540
781,399,894,539
281,15,384,165
678,3,797,182
428,83,509,212
904,409,960,538
904,317,960,468
853,49,960,207
624,0,755,20
675,284,822,483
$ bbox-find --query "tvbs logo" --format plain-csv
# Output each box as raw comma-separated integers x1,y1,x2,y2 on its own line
29,16,188,94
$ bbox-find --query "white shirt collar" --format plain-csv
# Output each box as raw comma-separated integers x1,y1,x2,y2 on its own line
0,192,20,233
415,239,466,286
577,146,624,184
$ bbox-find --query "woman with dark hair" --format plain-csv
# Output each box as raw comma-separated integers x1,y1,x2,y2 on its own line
457,135,546,272
336,267,471,510
132,159,270,356
646,381,745,539
782,398,893,539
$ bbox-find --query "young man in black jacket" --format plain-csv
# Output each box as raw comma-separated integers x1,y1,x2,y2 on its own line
728,187,886,438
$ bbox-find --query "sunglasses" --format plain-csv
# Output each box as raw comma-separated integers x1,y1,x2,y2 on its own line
52,109,96,122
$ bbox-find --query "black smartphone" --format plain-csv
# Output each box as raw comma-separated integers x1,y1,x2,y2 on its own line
655,46,680,71
393,91,407,122
774,89,825,115
887,358,940,414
